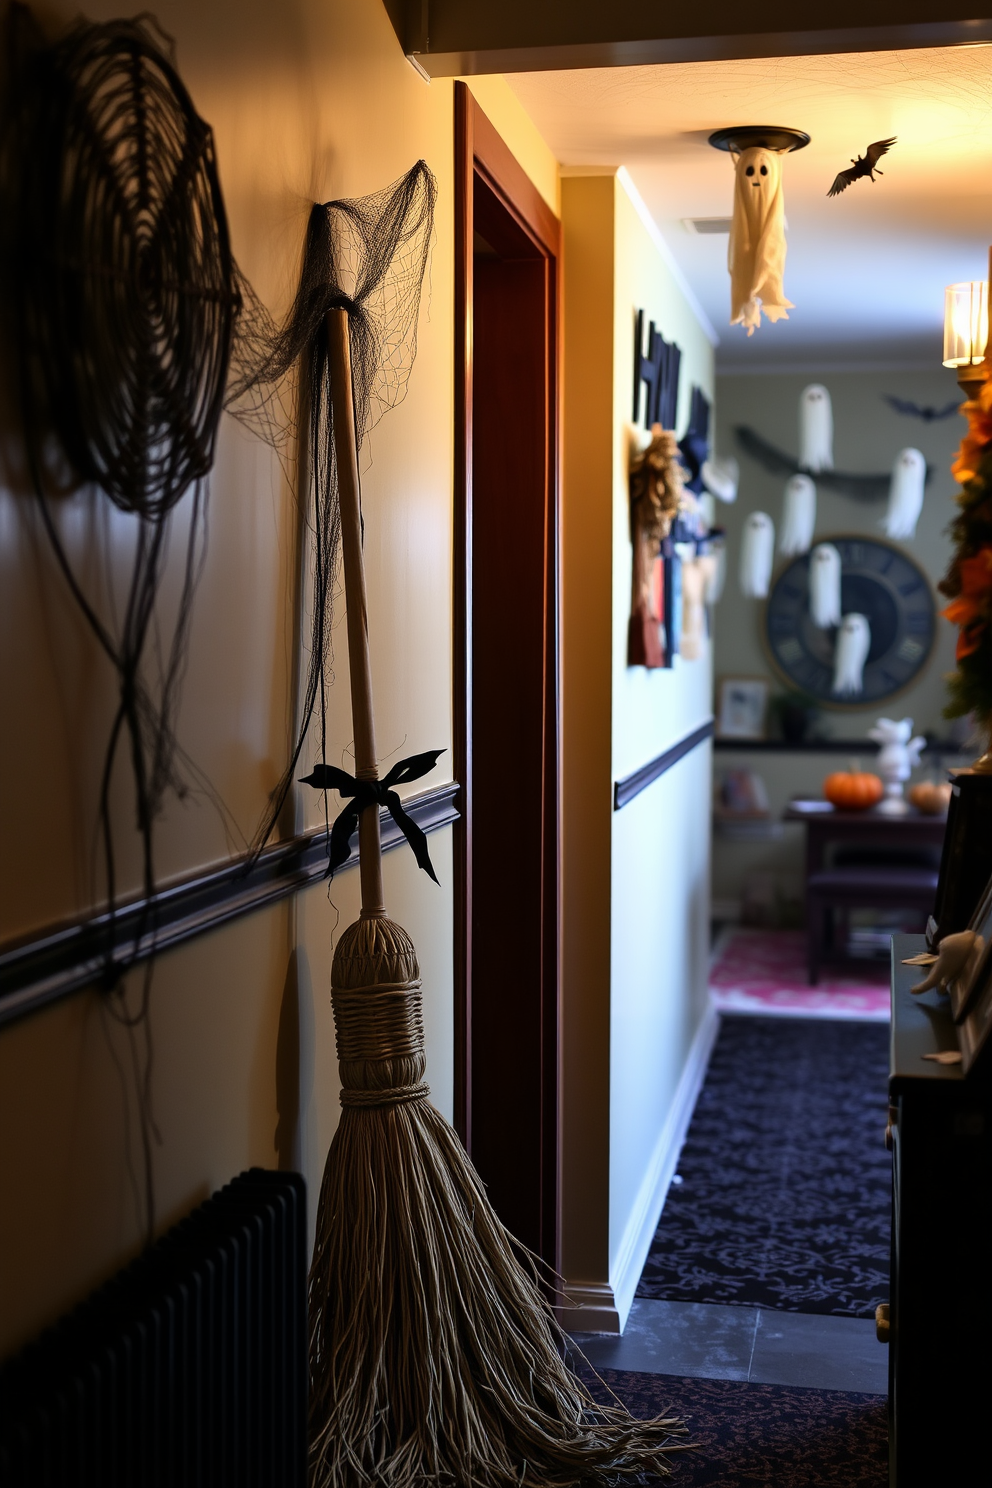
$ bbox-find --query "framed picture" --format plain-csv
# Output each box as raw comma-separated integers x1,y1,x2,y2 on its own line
716,676,769,740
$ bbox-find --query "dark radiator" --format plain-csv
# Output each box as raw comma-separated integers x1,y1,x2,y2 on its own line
0,1168,307,1488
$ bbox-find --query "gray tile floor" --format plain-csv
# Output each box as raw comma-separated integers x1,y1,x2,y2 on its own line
570,1298,888,1395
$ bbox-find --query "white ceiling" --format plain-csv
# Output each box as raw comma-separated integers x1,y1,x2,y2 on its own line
508,45,992,372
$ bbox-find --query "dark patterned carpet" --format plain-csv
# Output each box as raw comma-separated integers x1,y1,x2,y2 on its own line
636,1016,891,1317
590,1369,887,1486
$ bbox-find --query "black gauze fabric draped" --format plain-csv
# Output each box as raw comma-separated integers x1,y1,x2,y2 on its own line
227,161,437,861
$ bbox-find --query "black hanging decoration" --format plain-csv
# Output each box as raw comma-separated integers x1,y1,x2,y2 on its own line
883,394,961,423
678,384,711,494
2,9,240,1238
734,424,934,500
633,308,681,430
228,160,437,861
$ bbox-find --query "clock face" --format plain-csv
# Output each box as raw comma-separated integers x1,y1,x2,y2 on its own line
764,537,936,707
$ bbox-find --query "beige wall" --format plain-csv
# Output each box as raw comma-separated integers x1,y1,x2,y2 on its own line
0,0,555,1360
711,367,966,913
561,171,715,1331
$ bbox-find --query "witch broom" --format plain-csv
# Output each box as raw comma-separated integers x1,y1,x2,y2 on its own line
298,188,688,1486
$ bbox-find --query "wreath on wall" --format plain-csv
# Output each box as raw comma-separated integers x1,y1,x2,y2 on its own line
939,383,992,729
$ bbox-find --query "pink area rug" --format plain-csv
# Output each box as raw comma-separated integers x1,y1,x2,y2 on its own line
710,928,890,1021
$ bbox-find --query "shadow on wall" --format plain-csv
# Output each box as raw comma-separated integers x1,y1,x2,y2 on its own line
275,945,316,1182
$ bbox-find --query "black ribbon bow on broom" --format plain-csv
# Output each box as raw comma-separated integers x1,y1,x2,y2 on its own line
301,748,444,882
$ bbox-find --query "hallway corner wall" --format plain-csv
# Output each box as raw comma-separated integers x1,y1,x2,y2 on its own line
560,170,716,1332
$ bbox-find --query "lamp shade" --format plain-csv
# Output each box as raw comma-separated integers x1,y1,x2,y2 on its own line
943,280,989,368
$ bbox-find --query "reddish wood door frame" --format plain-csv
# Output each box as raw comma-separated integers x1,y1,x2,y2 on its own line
454,82,562,1271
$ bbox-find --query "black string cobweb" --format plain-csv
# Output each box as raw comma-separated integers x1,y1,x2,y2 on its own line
227,159,437,860
2,9,241,1238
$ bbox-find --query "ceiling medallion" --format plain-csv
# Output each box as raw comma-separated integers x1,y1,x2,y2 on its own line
708,126,811,154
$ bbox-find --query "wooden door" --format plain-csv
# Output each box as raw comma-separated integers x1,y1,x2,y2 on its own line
454,83,561,1271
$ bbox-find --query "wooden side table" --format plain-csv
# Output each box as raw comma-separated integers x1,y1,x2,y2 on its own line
784,804,947,980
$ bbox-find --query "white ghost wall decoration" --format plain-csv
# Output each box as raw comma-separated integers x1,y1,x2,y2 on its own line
704,539,726,604
779,474,817,555
729,147,794,335
832,613,871,695
884,448,926,539
740,511,775,598
799,384,834,471
809,542,842,628
702,455,740,503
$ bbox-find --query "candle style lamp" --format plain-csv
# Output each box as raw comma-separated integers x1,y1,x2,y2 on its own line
929,251,992,947
943,275,990,398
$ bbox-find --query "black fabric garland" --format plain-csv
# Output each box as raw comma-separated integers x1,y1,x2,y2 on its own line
734,423,934,500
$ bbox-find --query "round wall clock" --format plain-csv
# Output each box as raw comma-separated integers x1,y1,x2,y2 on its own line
763,536,936,707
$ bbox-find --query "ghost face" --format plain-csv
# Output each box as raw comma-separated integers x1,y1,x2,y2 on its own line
734,148,781,235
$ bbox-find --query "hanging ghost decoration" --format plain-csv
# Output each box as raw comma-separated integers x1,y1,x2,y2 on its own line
883,447,926,539
729,147,794,335
779,474,817,555
704,540,726,605
809,542,842,628
740,511,775,597
799,384,834,471
702,454,739,503
832,613,871,695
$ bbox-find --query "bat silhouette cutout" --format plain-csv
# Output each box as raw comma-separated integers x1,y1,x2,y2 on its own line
883,394,962,423
828,137,896,197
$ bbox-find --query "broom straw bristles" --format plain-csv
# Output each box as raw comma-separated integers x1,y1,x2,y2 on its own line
308,911,690,1486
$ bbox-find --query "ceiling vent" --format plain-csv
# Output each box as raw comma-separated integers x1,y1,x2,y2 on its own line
683,217,732,234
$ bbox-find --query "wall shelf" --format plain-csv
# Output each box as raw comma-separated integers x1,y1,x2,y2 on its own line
713,738,969,756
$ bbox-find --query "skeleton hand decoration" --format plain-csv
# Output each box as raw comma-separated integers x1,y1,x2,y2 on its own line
911,931,979,995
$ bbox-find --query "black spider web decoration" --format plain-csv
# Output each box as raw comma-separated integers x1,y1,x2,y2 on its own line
7,12,240,925
3,10,241,1238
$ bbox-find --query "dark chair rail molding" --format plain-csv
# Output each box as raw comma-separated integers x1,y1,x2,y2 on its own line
0,783,460,1029
613,720,714,811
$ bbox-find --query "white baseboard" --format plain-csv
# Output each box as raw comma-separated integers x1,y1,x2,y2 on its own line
607,1000,720,1331
557,1281,623,1336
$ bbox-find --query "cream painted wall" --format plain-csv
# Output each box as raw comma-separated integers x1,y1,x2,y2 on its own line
608,176,715,1317
0,0,547,1360
561,172,715,1331
711,368,964,912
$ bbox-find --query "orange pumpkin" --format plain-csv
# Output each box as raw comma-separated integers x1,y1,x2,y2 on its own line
823,770,884,810
908,781,953,816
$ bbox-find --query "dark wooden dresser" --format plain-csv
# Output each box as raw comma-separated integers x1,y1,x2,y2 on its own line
888,935,992,1485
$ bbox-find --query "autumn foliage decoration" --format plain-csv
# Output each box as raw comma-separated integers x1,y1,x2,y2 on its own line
940,381,992,727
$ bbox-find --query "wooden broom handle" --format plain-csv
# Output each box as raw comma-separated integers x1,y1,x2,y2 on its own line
327,306,384,914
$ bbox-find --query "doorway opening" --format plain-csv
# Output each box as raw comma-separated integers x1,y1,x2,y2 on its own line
454,83,561,1270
